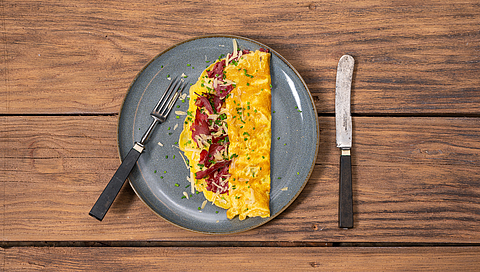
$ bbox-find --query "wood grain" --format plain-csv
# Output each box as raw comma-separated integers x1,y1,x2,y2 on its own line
3,0,480,115
3,247,480,271
3,0,480,268
2,116,479,242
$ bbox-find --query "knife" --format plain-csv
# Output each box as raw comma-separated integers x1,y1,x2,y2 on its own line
335,55,355,228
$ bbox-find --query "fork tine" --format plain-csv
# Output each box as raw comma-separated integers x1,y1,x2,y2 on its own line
152,76,180,114
159,79,187,117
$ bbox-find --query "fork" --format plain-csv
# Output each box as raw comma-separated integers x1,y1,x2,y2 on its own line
89,76,188,221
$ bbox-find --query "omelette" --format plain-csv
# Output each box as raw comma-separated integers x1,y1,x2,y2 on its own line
179,40,271,220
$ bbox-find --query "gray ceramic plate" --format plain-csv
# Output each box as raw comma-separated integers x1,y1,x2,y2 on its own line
118,35,318,234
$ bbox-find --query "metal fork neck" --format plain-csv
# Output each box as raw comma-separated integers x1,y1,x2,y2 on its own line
139,117,159,145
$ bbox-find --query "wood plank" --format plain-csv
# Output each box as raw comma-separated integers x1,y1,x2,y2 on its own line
2,115,480,242
3,0,480,114
4,247,480,271
1,117,6,240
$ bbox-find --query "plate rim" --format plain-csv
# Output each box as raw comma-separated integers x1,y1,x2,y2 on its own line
116,34,320,234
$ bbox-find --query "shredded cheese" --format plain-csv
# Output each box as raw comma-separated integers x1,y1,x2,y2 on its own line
182,146,202,153
222,79,235,86
213,77,218,89
218,107,229,115
194,135,205,149
203,79,213,90
178,150,189,169
212,192,220,204
232,39,238,58
190,172,195,194
175,111,187,115
225,53,230,64
211,130,224,137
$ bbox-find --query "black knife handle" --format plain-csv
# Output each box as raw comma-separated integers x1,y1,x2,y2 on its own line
339,152,353,228
89,144,143,221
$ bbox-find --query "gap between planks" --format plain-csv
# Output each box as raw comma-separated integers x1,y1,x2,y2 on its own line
2,241,480,248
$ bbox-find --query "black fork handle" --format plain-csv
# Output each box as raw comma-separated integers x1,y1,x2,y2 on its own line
89,144,143,221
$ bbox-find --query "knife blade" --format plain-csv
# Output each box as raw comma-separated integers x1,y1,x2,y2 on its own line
335,54,354,228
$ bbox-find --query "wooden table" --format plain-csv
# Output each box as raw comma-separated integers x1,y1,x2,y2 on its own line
2,0,480,270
